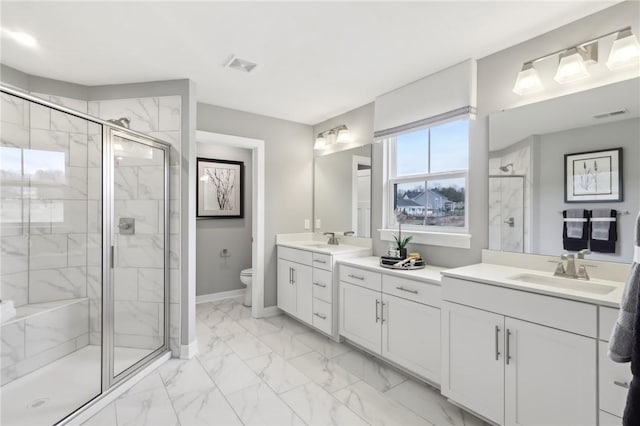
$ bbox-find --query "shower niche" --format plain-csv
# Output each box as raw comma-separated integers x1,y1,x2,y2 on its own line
0,88,170,425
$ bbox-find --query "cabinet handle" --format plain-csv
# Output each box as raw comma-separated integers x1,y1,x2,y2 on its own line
614,380,630,389
495,326,501,361
381,302,387,324
506,329,512,365
313,312,327,320
375,299,380,323
348,274,365,280
313,282,327,288
288,267,292,284
314,259,327,264
396,286,418,294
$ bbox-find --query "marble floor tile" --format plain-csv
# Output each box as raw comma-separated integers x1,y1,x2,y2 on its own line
332,349,408,392
333,380,431,426
237,316,282,336
195,323,234,361
245,352,311,394
226,382,304,426
83,402,117,426
265,314,312,335
384,379,485,426
281,381,368,426
259,329,314,360
225,331,273,360
114,372,179,426
158,358,241,426
294,331,352,359
198,351,262,395
289,351,360,393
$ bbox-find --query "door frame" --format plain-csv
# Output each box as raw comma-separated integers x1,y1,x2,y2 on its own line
195,130,266,318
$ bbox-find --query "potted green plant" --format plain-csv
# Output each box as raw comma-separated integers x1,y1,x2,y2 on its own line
393,209,412,259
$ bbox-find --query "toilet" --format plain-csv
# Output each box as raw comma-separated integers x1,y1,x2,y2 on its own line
240,268,252,307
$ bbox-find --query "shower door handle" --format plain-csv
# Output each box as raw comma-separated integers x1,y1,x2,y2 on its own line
504,217,515,227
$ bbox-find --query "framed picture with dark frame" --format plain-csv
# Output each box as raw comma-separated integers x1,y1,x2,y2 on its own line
197,157,244,218
564,148,622,203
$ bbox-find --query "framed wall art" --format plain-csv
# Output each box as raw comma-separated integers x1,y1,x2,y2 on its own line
564,148,622,203
197,157,244,218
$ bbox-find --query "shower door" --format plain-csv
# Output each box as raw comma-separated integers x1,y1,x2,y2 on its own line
107,129,169,380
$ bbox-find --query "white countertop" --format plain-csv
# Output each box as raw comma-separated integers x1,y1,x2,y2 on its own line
277,240,371,256
441,263,624,308
337,256,446,285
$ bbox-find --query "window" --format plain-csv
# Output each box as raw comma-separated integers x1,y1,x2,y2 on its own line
385,119,469,233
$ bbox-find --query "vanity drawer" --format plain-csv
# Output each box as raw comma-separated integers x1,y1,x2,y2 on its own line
278,246,312,265
599,307,619,342
382,275,440,308
312,298,332,335
340,265,381,292
599,341,632,418
313,268,332,302
312,253,332,271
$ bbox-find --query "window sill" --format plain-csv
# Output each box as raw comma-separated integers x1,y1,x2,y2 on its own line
379,228,471,249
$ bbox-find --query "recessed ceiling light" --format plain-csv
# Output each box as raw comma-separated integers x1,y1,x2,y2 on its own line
225,55,257,73
2,29,38,48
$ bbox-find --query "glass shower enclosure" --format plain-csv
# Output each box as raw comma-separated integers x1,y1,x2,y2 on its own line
0,86,170,425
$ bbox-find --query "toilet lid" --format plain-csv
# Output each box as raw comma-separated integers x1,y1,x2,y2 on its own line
241,268,253,276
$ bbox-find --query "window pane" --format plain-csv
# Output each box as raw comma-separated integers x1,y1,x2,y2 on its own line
395,129,428,176
426,178,465,227
430,120,469,172
393,181,426,225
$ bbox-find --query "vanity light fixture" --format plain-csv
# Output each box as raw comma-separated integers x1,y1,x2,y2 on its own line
314,124,351,150
513,62,544,95
1,28,38,48
607,28,640,69
513,27,638,96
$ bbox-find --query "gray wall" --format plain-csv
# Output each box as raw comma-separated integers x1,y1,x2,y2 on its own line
196,143,253,296
196,103,313,307
533,118,639,262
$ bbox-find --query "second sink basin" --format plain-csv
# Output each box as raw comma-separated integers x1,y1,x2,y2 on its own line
508,273,616,295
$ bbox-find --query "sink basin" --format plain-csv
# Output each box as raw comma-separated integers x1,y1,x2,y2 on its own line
508,273,616,295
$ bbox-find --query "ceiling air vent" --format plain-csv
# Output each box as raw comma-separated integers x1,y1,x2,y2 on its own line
225,56,257,73
593,109,628,119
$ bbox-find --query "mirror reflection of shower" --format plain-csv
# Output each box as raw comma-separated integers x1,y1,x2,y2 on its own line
499,163,514,173
489,174,525,253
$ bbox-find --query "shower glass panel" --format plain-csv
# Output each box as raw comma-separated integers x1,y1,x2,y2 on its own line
0,93,103,425
111,131,167,377
489,175,525,253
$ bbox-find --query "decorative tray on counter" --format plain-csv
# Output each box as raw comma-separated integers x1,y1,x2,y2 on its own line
379,258,426,270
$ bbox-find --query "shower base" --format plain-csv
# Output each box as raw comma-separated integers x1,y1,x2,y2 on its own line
1,345,152,426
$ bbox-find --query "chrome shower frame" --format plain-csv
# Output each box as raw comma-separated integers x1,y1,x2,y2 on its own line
0,85,172,424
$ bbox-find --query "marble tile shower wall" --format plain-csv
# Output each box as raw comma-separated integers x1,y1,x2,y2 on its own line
88,96,182,355
0,92,96,384
489,144,532,252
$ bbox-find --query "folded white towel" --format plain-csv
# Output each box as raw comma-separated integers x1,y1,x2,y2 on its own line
635,246,640,263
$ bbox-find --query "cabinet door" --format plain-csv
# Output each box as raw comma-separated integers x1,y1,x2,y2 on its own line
293,263,313,325
381,293,440,384
339,282,381,354
441,301,504,425
277,259,296,315
505,317,597,426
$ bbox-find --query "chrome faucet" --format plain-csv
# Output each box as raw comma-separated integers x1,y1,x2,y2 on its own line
323,232,339,245
343,231,355,236
553,249,592,280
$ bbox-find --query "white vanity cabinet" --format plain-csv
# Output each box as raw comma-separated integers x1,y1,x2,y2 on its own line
277,243,371,339
277,248,313,324
441,275,598,426
338,261,442,385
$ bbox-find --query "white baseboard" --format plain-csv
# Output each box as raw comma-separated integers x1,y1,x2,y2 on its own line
180,340,198,359
196,288,246,304
261,306,282,318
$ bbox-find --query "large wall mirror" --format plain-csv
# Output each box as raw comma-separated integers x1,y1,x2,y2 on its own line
314,144,372,238
489,77,639,263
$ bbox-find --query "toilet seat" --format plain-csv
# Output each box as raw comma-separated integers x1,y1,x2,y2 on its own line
241,268,252,277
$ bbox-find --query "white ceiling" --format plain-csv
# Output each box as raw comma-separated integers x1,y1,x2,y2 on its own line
0,1,620,125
